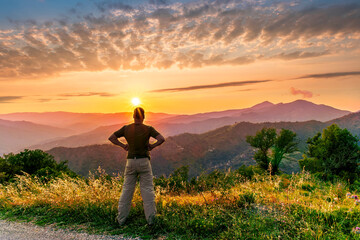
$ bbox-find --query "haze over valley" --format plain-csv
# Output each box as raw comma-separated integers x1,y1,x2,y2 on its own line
1,99,358,177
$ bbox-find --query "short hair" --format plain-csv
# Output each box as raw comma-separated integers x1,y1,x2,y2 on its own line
134,107,145,119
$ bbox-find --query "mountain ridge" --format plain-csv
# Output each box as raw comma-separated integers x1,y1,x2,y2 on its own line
30,99,352,151
0,99,354,155
47,111,360,177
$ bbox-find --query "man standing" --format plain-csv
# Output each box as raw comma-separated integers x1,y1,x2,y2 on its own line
108,107,165,226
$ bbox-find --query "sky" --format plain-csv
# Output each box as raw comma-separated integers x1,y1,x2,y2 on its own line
0,0,359,114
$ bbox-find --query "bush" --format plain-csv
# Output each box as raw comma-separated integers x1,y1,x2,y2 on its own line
0,149,77,183
154,165,260,194
299,124,360,182
246,127,298,174
154,165,190,193
235,165,265,180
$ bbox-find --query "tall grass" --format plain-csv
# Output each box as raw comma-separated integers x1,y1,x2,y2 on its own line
1,168,360,239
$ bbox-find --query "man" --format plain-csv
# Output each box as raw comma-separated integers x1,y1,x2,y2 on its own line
108,107,165,226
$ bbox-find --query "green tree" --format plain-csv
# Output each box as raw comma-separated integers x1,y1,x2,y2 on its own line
246,128,276,170
246,128,298,174
272,129,298,173
299,124,360,181
0,149,77,183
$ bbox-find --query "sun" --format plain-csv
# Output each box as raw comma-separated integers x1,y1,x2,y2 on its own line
131,97,141,106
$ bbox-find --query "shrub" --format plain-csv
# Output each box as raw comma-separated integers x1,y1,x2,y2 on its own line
0,149,77,183
299,124,360,182
246,127,298,174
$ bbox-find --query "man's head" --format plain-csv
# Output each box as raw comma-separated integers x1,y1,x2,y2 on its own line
133,107,145,121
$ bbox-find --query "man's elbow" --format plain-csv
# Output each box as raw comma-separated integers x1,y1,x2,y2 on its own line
158,135,165,144
108,134,116,142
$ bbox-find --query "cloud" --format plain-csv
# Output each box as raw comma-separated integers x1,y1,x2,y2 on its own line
95,1,133,12
35,97,69,102
151,80,271,92
272,50,331,60
290,87,313,98
237,88,254,92
0,1,360,78
296,71,360,79
149,0,170,6
58,92,116,97
0,96,23,103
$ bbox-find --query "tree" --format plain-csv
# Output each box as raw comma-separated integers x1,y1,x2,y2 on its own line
299,124,360,181
246,128,298,174
0,149,77,183
272,129,298,173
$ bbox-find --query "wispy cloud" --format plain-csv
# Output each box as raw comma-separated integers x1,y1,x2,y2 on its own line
272,50,331,60
290,87,313,98
0,96,23,103
36,98,68,102
296,71,360,79
0,1,359,78
58,92,117,97
151,80,271,92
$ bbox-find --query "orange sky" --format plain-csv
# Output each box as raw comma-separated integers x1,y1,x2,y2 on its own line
0,0,359,114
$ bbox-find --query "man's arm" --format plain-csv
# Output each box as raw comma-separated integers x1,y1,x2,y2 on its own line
108,134,129,151
148,134,165,151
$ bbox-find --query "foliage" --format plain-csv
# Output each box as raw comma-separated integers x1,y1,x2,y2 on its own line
2,167,360,239
154,165,190,193
246,127,298,174
0,149,77,183
154,165,262,194
299,124,360,182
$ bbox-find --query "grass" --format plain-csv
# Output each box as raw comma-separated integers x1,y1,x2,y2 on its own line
1,169,360,239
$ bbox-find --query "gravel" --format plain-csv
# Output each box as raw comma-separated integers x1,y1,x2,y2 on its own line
0,220,141,240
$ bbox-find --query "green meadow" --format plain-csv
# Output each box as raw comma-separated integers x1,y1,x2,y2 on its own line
1,167,360,239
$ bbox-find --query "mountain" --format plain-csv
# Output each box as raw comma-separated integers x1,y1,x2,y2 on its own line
47,120,333,177
30,123,124,150
30,118,245,151
32,100,351,151
157,100,349,124
326,112,360,137
226,99,350,123
0,119,73,156
0,112,176,134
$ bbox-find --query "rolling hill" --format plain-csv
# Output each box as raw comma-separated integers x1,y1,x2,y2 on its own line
33,99,351,151
0,111,176,134
46,111,360,177
46,120,329,177
0,119,73,156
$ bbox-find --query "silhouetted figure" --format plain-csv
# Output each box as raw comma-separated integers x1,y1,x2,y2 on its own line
108,107,165,226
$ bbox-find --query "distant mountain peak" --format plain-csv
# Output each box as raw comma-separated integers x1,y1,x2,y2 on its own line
292,99,312,103
251,101,274,110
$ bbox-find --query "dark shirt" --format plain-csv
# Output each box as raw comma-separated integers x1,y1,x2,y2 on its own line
114,123,160,159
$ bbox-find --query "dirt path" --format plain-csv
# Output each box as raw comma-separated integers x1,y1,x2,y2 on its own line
0,220,141,240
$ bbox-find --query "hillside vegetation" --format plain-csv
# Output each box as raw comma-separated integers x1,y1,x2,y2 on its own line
1,168,360,239
6,99,351,153
47,120,328,177
1,123,359,239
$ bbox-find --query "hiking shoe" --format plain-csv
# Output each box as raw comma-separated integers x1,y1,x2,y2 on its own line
116,215,126,226
147,214,156,226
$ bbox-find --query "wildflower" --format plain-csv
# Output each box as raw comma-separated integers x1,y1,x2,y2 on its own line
351,195,358,199
346,193,351,198
352,227,360,234
356,200,360,205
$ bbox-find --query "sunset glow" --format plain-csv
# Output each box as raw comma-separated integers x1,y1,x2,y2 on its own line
0,0,359,114
131,98,141,107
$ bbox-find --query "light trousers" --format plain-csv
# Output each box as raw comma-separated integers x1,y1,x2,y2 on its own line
117,157,156,224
